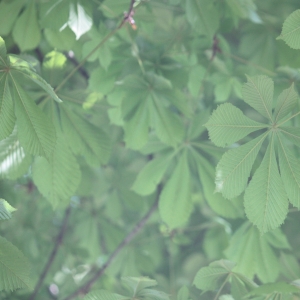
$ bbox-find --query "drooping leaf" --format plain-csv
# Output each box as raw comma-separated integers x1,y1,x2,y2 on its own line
32,135,81,207
0,236,33,291
215,133,268,199
278,9,300,49
131,155,171,196
60,104,111,166
0,74,15,140
278,133,300,208
242,75,273,121
0,129,32,179
186,0,219,39
12,0,41,51
274,83,298,123
159,152,192,229
244,136,289,233
0,199,16,220
205,103,266,147
10,56,62,103
10,80,56,159
68,2,92,40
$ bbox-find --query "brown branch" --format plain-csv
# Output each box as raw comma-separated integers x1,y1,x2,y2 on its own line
62,185,162,300
29,205,72,300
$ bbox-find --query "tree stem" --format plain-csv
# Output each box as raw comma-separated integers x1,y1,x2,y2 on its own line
29,206,72,300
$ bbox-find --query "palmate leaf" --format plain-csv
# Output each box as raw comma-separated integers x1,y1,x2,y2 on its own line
10,79,56,159
274,83,298,123
32,134,81,208
0,236,33,291
205,103,266,147
216,133,268,199
59,104,111,166
242,75,273,121
278,9,300,49
225,223,281,283
0,199,16,220
244,135,288,233
159,151,192,229
0,129,32,179
277,133,300,208
0,74,15,140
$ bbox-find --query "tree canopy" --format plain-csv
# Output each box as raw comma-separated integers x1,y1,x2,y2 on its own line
1,0,300,299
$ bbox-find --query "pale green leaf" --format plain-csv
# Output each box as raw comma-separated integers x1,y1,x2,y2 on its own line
100,0,129,18
177,286,189,300
68,2,92,40
0,0,24,36
0,37,9,67
244,137,288,233
131,155,171,196
122,277,157,294
10,80,56,159
10,57,62,103
216,133,268,199
12,1,41,51
44,27,76,51
0,236,33,291
205,103,266,147
0,74,15,140
278,9,300,49
242,75,273,121
32,135,81,208
274,83,298,122
137,288,170,300
60,105,111,166
124,100,149,150
278,133,300,208
246,282,300,296
186,0,219,39
159,152,192,229
83,290,126,300
0,129,32,179
194,152,244,218
280,126,300,148
0,199,16,220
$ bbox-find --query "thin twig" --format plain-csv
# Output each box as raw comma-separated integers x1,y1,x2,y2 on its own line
29,206,72,300
62,185,162,300
64,52,89,80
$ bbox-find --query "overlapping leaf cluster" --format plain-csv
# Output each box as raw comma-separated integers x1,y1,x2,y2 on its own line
206,75,300,233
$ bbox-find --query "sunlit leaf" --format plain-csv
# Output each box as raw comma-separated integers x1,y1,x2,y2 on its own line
0,199,16,220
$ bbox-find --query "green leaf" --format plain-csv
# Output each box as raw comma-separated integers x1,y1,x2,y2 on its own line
225,223,280,282
246,282,300,297
100,0,129,18
0,236,33,291
10,80,56,159
122,276,158,294
205,103,266,147
44,27,76,51
68,2,92,40
186,0,219,39
194,152,244,218
193,259,233,292
32,135,81,208
12,0,41,51
274,83,298,122
159,152,192,229
177,286,189,300
0,37,9,67
0,129,32,179
60,105,111,166
83,290,126,300
278,9,300,49
242,75,273,121
131,155,171,196
0,74,15,140
280,126,300,148
0,199,16,220
216,133,268,199
0,0,24,36
244,135,288,233
278,133,300,208
10,56,62,103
